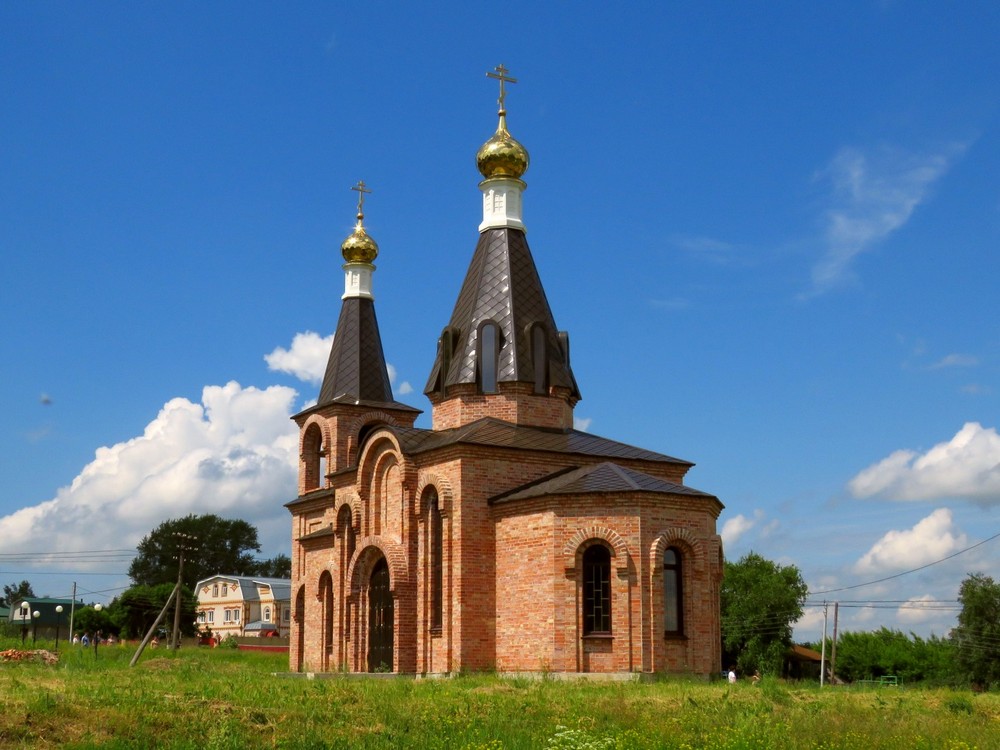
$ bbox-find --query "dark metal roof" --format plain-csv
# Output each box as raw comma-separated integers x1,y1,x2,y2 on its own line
318,297,402,409
297,525,335,542
390,417,693,466
425,228,580,398
489,461,717,505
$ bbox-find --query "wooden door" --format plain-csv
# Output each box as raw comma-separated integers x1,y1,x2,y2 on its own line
367,559,393,671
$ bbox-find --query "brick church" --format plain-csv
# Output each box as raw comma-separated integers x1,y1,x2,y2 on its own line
287,67,724,676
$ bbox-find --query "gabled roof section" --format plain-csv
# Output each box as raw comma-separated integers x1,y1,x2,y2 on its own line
317,297,408,409
425,228,580,398
390,417,693,467
194,575,291,602
489,461,718,505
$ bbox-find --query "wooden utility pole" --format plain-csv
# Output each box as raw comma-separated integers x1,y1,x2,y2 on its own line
130,583,180,667
830,601,840,685
820,602,828,687
171,533,198,649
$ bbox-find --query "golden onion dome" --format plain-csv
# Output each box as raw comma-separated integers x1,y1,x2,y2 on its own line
341,211,378,264
476,111,529,180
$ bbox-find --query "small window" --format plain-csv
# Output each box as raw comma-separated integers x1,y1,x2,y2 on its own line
583,545,612,635
264,606,271,623
198,611,206,623
234,609,241,622
208,611,214,623
664,547,683,636
284,609,291,622
224,610,231,623
478,322,500,393
222,583,228,596
213,584,219,597
428,489,443,630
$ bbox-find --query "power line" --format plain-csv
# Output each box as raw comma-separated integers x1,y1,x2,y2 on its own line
808,528,1000,595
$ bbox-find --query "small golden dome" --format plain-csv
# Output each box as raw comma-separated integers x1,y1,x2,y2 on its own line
341,212,378,264
476,111,529,180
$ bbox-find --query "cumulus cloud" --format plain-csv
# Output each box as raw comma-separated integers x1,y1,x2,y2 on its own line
849,422,1000,503
574,416,593,432
268,332,413,397
853,508,967,574
807,143,964,295
265,331,333,384
0,382,299,558
720,512,758,546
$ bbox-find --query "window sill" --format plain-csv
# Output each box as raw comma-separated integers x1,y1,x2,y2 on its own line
582,633,614,640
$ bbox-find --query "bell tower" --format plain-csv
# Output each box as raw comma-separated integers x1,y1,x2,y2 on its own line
424,65,580,431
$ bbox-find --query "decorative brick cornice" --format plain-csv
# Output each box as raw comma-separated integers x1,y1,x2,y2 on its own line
563,526,630,574
298,415,330,455
346,410,404,434
334,496,360,532
346,536,409,595
650,527,704,572
416,474,455,517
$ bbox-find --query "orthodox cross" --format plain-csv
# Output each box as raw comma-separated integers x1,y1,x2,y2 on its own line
351,180,372,215
486,64,517,110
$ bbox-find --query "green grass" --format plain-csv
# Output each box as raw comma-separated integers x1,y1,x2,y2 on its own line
1,640,998,749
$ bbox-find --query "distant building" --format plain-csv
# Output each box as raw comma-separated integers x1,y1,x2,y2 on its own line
287,68,724,676
194,576,291,639
5,597,81,641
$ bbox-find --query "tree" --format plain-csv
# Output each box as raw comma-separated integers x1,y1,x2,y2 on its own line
128,514,262,590
73,604,115,638
114,583,197,639
721,551,808,675
951,572,1000,688
831,628,955,685
2,580,35,607
253,553,291,579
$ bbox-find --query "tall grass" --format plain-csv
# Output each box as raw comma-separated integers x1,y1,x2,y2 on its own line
1,638,998,748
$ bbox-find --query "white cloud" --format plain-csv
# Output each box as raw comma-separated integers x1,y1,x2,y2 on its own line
853,508,967,575
574,416,592,432
807,143,964,295
928,353,979,370
265,331,333,385
897,594,943,624
385,364,414,396
0,382,299,558
720,513,757,546
267,331,414,399
849,422,1000,503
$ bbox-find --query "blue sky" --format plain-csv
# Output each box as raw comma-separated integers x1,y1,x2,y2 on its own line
2,2,999,641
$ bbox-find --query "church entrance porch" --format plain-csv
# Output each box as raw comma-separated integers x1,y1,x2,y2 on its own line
367,558,393,672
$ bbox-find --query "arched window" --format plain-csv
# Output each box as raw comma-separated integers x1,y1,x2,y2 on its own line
663,547,683,636
478,321,500,394
582,545,612,635
264,606,271,622
303,423,324,492
531,324,548,394
427,489,443,631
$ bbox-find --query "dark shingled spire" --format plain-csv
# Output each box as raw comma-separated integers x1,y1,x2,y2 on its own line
317,297,402,408
424,227,580,398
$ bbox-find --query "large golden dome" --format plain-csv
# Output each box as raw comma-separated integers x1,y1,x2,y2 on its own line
476,111,529,180
341,212,378,264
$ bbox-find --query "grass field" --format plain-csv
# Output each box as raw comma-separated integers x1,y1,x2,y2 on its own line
1,641,997,749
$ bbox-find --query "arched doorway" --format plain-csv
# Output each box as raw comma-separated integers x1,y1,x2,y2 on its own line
367,558,393,671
